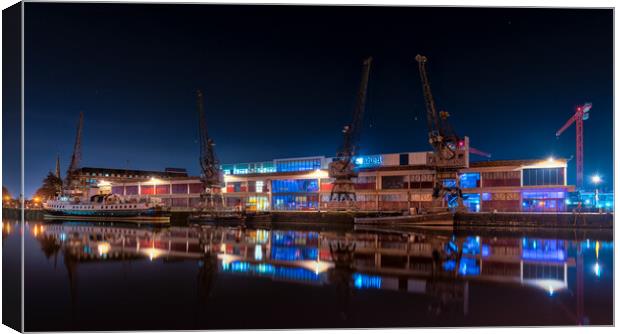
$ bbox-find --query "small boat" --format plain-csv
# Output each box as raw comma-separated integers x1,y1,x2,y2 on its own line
44,193,171,224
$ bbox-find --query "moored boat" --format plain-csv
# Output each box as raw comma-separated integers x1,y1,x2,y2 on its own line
44,193,171,224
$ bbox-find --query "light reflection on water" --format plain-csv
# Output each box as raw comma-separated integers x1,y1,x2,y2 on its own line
2,219,613,330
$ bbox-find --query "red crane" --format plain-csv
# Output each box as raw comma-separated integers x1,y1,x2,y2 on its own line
555,102,592,189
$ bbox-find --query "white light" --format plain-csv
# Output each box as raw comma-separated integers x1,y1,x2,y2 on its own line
591,175,602,185
254,245,263,261
547,157,554,162
548,286,554,296
594,262,601,277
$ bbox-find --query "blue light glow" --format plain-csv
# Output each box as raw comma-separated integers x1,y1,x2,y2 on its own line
594,262,601,277
352,273,382,289
521,238,566,262
353,155,383,168
481,245,490,257
222,261,322,282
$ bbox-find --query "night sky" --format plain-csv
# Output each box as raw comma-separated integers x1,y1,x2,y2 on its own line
11,3,614,198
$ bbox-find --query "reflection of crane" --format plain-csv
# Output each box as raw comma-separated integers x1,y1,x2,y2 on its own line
328,57,373,203
556,103,591,189
65,112,83,193
196,90,223,210
415,55,468,209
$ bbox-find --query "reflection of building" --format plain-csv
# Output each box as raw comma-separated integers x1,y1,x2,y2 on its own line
37,223,578,294
80,152,576,212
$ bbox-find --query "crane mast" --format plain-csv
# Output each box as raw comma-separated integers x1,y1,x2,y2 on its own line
328,57,373,204
415,55,468,209
555,103,591,189
196,89,223,210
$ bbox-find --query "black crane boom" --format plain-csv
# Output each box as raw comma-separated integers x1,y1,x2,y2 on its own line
196,89,223,209
328,57,373,204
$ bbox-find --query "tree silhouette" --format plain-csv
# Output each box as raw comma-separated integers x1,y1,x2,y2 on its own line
34,172,63,200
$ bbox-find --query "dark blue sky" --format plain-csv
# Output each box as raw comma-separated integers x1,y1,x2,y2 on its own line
13,4,614,197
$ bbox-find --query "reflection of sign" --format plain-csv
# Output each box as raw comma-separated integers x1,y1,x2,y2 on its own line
353,155,383,168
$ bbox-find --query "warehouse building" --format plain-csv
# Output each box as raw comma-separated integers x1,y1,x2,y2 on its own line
76,151,575,213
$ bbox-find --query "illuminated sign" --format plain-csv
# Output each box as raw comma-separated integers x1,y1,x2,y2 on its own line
353,155,383,168
352,273,382,289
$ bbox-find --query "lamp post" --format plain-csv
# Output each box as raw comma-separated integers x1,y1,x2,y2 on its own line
591,175,602,211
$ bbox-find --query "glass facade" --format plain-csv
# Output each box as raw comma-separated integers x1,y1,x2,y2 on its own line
276,158,321,172
459,173,480,189
246,196,269,211
272,195,318,210
522,167,565,186
462,193,481,212
221,162,276,175
272,179,319,193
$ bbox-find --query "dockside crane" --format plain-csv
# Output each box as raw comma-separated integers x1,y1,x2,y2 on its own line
555,103,591,189
328,57,373,204
196,89,224,210
64,112,83,195
415,55,468,209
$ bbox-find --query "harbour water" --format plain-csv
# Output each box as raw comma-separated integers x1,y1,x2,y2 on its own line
2,218,613,330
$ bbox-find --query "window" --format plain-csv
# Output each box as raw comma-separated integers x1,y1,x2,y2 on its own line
276,159,321,172
381,176,407,189
125,186,138,195
523,168,564,186
189,183,203,194
172,184,189,194
141,185,154,195
399,154,408,166
272,179,319,193
156,184,170,195
459,173,480,189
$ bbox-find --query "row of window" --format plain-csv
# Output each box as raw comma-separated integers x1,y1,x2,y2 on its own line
276,159,322,172
50,204,139,209
82,172,164,179
112,184,203,195
522,168,564,186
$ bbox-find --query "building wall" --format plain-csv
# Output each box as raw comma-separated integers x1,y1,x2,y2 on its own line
93,154,574,213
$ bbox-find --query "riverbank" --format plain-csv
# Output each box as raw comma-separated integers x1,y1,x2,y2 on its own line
354,211,613,229
4,208,614,229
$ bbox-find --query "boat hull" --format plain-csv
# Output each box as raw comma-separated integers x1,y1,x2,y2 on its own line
43,207,170,224
43,214,170,224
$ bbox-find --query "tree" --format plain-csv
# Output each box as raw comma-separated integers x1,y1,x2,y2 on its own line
34,172,63,200
2,186,11,200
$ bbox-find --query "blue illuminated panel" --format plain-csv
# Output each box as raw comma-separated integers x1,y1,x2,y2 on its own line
272,231,319,246
353,155,383,168
459,173,480,189
276,159,321,172
442,257,480,276
521,238,566,262
270,246,318,261
221,261,321,282
352,273,382,289
272,179,319,193
462,236,481,255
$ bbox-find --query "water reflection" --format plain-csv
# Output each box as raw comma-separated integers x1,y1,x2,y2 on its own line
13,219,613,330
